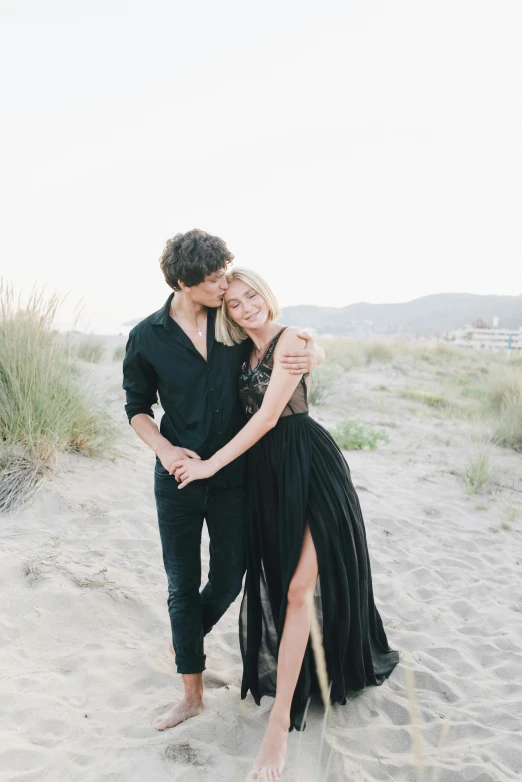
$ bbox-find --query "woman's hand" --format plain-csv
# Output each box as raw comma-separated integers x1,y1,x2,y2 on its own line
156,443,201,474
170,458,217,489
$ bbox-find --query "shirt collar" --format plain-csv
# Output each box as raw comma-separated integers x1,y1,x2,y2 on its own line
149,292,175,330
150,292,217,334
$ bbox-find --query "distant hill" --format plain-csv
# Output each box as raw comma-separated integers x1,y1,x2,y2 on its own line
281,293,522,336
124,293,522,337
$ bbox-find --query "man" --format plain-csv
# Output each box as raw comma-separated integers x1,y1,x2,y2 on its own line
123,229,323,731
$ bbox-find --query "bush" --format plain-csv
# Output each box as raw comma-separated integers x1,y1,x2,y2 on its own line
308,364,343,405
0,285,115,512
77,338,105,363
329,420,389,451
113,345,125,361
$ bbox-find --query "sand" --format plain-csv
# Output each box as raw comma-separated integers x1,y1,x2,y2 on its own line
1,352,521,782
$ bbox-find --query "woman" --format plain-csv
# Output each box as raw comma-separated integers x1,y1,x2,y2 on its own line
172,269,399,780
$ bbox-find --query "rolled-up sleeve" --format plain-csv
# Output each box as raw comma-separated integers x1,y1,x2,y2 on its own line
122,330,158,423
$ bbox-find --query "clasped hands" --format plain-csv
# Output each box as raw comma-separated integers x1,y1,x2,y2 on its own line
156,443,214,489
171,456,215,489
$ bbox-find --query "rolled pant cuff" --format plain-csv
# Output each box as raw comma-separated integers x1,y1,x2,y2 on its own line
175,654,206,675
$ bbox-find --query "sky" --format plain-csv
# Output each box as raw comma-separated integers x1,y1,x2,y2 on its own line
1,0,521,333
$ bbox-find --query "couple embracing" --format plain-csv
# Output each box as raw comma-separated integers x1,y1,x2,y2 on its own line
123,229,398,780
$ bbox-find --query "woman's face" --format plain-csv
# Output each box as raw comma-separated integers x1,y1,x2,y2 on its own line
224,279,269,330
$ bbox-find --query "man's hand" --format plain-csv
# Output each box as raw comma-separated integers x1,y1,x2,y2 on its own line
156,443,201,474
171,458,217,489
279,330,325,375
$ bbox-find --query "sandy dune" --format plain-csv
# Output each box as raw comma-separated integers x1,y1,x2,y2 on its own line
1,357,521,781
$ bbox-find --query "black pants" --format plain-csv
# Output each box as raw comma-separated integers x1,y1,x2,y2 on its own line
154,459,246,674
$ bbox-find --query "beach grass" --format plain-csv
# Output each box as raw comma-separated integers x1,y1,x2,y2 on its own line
0,284,116,513
491,389,522,452
460,449,496,495
77,337,105,363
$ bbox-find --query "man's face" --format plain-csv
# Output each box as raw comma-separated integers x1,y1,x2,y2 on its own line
182,268,229,308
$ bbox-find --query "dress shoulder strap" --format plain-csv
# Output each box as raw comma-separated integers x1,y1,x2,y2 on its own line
263,327,288,365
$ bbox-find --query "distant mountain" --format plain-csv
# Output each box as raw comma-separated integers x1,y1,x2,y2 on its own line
124,293,522,337
281,293,522,336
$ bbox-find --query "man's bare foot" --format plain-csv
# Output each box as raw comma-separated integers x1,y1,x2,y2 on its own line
152,697,204,731
250,713,290,780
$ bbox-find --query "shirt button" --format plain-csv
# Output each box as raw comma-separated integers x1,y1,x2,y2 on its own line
215,409,219,413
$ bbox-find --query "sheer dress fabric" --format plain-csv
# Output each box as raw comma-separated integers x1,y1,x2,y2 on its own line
238,327,399,730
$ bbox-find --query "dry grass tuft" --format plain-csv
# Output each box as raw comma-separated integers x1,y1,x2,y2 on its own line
399,389,449,409
460,448,496,495
492,389,522,452
486,371,522,412
404,663,426,779
0,284,116,513
77,337,105,363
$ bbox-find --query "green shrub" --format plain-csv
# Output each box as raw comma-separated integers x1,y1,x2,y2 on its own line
113,345,125,361
77,338,105,363
329,420,389,451
0,285,115,512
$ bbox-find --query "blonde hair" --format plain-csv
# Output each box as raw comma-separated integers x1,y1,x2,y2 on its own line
215,267,281,346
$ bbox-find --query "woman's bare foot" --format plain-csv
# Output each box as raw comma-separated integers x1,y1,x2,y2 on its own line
250,713,290,780
152,696,204,731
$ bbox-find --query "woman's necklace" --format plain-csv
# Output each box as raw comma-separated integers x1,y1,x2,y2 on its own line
172,309,206,337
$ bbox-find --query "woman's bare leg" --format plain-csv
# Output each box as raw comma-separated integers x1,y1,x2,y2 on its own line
251,527,319,781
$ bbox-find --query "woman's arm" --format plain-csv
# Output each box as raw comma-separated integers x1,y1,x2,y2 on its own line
172,328,306,489
280,330,325,374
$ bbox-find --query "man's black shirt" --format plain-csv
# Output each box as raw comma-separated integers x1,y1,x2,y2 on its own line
123,294,249,487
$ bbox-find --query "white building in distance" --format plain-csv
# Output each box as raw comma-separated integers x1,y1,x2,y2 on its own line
452,319,522,352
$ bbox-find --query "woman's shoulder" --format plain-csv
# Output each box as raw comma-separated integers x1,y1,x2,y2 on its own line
275,325,302,349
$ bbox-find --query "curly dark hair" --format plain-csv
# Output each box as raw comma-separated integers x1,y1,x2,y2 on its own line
159,229,234,291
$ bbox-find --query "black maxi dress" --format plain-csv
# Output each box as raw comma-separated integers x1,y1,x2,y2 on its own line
238,328,399,731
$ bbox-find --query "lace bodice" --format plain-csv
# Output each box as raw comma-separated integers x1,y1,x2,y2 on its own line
238,327,309,420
